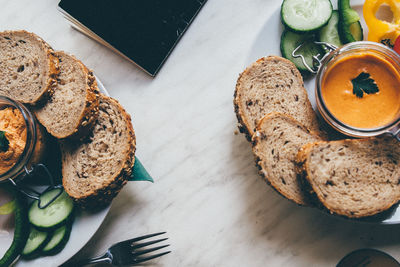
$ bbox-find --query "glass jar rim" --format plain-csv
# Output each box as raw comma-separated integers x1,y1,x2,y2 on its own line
0,96,37,181
315,41,400,138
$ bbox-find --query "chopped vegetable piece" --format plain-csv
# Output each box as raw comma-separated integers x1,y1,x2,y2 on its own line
281,30,324,73
29,189,74,230
0,200,16,215
338,0,364,43
0,186,28,266
363,0,400,46
394,36,400,54
319,10,343,48
281,0,333,32
21,227,49,258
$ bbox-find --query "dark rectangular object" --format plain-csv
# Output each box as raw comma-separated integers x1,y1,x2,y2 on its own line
58,0,207,76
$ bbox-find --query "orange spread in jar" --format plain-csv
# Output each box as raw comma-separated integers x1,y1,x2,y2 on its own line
0,107,27,174
322,53,400,129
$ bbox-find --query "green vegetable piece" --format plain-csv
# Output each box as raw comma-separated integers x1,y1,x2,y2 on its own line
0,186,29,267
0,200,16,215
0,131,9,152
129,157,154,183
351,72,379,98
281,0,333,32
280,30,324,74
338,0,363,43
22,227,49,257
338,0,360,25
319,10,343,48
29,190,74,230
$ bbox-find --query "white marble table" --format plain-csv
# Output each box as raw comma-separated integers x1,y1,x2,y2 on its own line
2,0,400,266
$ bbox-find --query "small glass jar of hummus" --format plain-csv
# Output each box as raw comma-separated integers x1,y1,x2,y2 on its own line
316,41,400,140
0,96,47,182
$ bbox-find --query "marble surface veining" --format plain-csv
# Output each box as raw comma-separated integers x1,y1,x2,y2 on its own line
1,0,400,266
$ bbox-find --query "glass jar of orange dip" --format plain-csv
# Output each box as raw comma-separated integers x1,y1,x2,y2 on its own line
316,41,400,139
0,96,47,182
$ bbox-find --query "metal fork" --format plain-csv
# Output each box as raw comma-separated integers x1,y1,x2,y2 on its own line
61,232,171,266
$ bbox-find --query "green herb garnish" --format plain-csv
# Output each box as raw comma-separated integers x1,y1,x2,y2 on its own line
351,72,379,98
0,131,9,152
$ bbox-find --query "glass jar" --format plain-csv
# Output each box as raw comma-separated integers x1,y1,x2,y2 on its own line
0,96,47,182
315,41,400,140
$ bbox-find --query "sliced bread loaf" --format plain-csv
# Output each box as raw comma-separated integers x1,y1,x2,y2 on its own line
296,137,400,218
61,94,135,207
34,51,99,139
234,56,323,141
0,30,59,104
252,112,324,205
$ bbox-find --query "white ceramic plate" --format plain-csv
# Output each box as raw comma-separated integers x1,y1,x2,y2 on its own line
248,0,400,224
0,78,112,266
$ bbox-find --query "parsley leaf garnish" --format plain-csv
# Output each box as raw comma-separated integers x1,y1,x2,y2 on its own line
0,131,9,152
351,72,379,98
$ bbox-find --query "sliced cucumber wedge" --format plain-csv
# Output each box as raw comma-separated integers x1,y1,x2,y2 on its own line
28,189,74,230
338,0,363,43
338,0,360,25
319,10,343,48
281,0,333,32
41,224,72,255
281,29,324,73
349,21,363,41
0,187,29,266
21,227,49,259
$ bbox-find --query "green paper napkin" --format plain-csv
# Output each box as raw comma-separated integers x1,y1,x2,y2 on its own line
129,157,154,183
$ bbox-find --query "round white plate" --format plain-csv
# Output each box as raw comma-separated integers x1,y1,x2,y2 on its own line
0,77,112,266
248,0,400,224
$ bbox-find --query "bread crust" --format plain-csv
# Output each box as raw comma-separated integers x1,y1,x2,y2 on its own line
62,95,136,209
0,30,59,105
234,56,325,141
252,112,324,206
70,68,100,140
296,138,400,218
35,52,100,140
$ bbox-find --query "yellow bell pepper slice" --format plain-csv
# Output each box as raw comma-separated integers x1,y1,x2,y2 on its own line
363,0,400,45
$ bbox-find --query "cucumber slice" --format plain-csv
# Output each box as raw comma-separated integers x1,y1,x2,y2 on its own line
339,20,363,43
0,187,29,266
281,29,324,73
338,0,360,25
281,0,333,32
338,0,363,43
41,223,72,255
319,10,343,48
28,189,74,230
21,227,49,258
349,21,363,41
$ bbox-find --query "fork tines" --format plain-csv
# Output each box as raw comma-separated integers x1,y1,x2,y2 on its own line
128,232,171,264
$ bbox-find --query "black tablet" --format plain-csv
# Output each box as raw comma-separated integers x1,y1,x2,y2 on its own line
58,0,207,76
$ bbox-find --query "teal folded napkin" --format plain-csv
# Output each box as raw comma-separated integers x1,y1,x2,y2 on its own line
129,157,154,183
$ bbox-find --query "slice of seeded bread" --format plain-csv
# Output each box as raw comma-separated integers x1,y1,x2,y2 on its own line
61,94,135,208
0,30,59,104
234,56,324,141
296,137,400,218
252,113,324,205
34,51,100,139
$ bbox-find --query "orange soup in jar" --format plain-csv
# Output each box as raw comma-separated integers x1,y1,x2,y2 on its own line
316,41,400,139
0,107,28,174
321,52,400,129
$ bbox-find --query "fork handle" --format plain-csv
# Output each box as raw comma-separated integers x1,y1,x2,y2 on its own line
60,253,112,267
